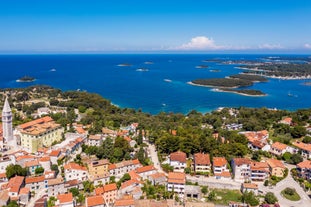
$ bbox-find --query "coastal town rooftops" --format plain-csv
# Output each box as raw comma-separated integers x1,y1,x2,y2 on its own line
170,151,187,163
103,183,117,192
18,116,61,136
232,158,251,166
88,134,102,140
57,193,73,204
242,183,258,189
194,153,211,165
25,175,45,184
297,160,311,169
48,177,64,186
89,159,109,167
271,142,288,150
4,176,24,194
250,161,269,171
86,195,105,207
24,159,40,167
135,165,156,174
167,172,186,184
266,159,285,169
293,141,311,151
114,197,135,206
109,159,141,170
64,162,87,171
213,157,227,167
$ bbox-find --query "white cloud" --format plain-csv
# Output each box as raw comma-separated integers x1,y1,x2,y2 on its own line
258,43,283,50
175,36,225,50
304,43,311,49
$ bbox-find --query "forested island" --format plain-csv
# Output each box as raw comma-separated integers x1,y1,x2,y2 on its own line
241,63,311,79
190,74,267,96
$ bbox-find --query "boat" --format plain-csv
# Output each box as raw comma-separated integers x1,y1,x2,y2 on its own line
164,79,172,82
50,68,56,72
144,61,154,64
136,68,149,72
16,76,36,82
117,63,132,67
195,65,209,69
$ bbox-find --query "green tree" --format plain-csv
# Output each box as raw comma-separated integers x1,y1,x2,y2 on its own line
242,191,259,206
35,166,44,175
82,180,94,193
51,164,59,175
302,136,311,143
265,192,278,204
5,164,27,179
69,187,80,197
137,147,147,165
201,186,208,195
291,153,303,165
208,190,216,201
6,201,19,207
290,126,307,138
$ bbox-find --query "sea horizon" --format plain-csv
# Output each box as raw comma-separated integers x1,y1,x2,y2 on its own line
0,54,310,114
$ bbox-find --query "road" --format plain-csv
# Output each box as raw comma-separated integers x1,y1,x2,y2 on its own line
145,142,165,174
186,175,242,190
258,171,311,207
27,188,47,207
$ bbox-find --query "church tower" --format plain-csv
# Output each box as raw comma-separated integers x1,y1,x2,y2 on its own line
2,97,13,142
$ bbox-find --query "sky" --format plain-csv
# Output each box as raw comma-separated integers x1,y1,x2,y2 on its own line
0,0,311,54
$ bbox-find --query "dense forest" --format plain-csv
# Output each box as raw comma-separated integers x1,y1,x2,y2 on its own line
242,63,311,77
229,74,268,82
191,78,253,88
1,85,311,162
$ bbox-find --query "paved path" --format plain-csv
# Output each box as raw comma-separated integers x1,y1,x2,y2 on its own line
259,173,311,207
27,188,47,207
145,142,165,174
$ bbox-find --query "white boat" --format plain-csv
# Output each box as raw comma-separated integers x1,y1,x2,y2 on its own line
164,79,172,82
50,68,56,72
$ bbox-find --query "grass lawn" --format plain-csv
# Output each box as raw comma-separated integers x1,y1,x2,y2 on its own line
281,189,301,201
211,189,242,205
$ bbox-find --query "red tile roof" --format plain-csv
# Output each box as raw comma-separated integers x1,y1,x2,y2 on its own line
233,158,251,166
271,142,288,151
213,157,227,167
19,187,30,195
170,151,186,163
87,195,105,206
135,165,156,174
57,193,73,204
267,159,286,169
194,153,210,165
64,163,87,171
114,198,135,206
297,160,311,169
25,175,45,184
49,150,61,157
103,183,117,192
293,141,311,152
167,172,185,184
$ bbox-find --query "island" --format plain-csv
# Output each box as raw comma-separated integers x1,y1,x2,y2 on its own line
189,74,267,96
240,63,311,79
16,76,36,82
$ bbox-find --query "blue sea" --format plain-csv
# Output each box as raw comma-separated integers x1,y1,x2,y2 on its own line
0,54,310,114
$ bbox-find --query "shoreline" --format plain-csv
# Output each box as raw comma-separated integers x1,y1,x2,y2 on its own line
212,88,267,97
187,81,239,89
